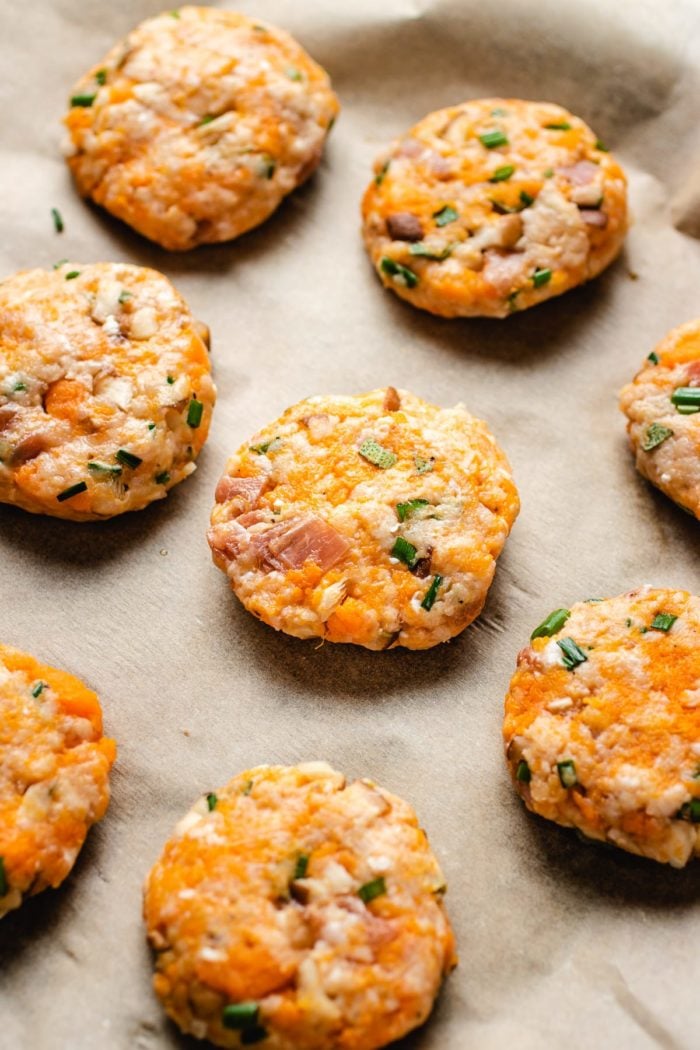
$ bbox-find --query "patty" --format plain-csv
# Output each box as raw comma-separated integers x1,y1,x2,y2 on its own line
63,7,339,251
143,763,456,1049
207,387,519,650
619,319,700,519
0,262,215,521
362,98,627,318
0,644,115,918
503,588,700,867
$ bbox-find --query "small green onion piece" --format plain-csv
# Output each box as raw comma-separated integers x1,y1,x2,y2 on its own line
409,242,453,260
650,612,677,632
545,121,571,130
53,259,69,270
242,779,254,796
641,423,673,452
359,439,397,469
647,351,659,365
519,190,534,207
625,618,633,627
241,1028,268,1046
14,382,27,392
57,481,87,502
88,461,122,477
421,574,443,612
187,398,203,428
391,536,418,567
71,93,97,107
584,598,604,604
489,164,515,182
396,498,429,522
170,9,181,18
479,129,508,148
375,160,390,186
166,375,175,385
222,1003,260,1030
65,270,81,280
531,608,570,640
51,207,64,233
507,290,520,312
147,423,156,431
118,289,132,304
199,115,215,126
595,139,609,151
557,637,588,670
31,681,45,698
671,387,700,410
115,449,142,469
557,760,577,788
250,437,280,455
259,155,276,179
95,69,107,85
516,759,531,783
293,854,309,880
676,405,700,415
379,257,419,288
206,792,217,811
433,205,458,227
358,876,386,903
286,67,303,81
678,799,700,823
532,267,552,288
155,471,170,485
0,857,7,897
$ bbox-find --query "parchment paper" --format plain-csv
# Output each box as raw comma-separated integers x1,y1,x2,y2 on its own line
1,1,700,1047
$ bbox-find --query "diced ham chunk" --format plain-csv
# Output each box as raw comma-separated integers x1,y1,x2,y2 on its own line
207,521,248,561
215,474,267,506
482,250,529,296
253,516,350,572
580,209,608,228
557,160,599,186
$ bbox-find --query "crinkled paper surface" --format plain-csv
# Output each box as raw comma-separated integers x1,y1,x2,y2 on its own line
1,1,699,1047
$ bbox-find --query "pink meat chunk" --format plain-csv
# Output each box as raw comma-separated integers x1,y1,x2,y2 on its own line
215,474,267,506
254,516,350,572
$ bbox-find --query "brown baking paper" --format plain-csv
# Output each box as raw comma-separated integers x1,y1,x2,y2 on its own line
1,0,700,1047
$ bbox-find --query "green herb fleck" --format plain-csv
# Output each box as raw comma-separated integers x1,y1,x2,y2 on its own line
641,423,673,452
115,449,142,469
358,876,386,903
222,1002,260,1030
396,498,429,522
545,121,571,130
187,398,203,428
65,270,81,280
414,454,434,474
516,759,531,783
250,437,281,455
671,387,700,413
625,618,632,628
14,382,27,393
532,267,552,288
206,792,217,811
380,256,419,288
557,760,577,788
259,155,276,179
242,779,254,796
647,351,659,365
166,375,175,385
489,164,515,182
147,423,156,431
409,242,453,260
199,114,216,126
286,67,303,81
557,637,588,670
87,461,122,477
155,471,170,485
375,160,390,186
170,9,180,18
531,608,571,640
543,168,554,178
507,290,520,312
51,207,64,233
95,69,107,85
57,481,87,502
595,139,609,152
0,857,7,897
677,799,700,823
53,259,69,270
650,612,677,632
519,190,535,207
433,204,458,227
359,438,397,469
71,93,97,107
391,536,418,568
421,574,443,611
118,289,132,304
479,129,508,149
293,854,309,880
31,681,46,698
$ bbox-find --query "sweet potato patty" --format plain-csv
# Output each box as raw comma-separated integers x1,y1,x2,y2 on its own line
64,6,339,250
0,644,115,918
208,387,519,650
0,262,214,520
143,763,456,1049
362,98,627,318
503,588,700,866
619,319,700,519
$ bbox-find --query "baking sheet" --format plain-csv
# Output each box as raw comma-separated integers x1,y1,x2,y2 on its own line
1,0,700,1047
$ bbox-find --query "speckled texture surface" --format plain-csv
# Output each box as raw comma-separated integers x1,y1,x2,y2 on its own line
0,1,699,1048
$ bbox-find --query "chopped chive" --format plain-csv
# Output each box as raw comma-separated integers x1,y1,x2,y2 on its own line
677,799,700,823
286,67,303,81
206,792,217,811
259,155,276,179
166,375,175,385
595,139,609,152
115,449,142,469
155,471,170,485
545,121,571,130
584,598,604,603
641,423,673,452
391,536,418,567
625,618,632,627
88,460,122,477
650,612,677,632
375,160,390,186
95,69,107,85
147,423,156,431
543,167,554,178
293,854,309,880
14,382,27,392
516,759,531,783
170,9,181,18
241,1028,268,1046
53,259,69,269
359,439,397,469
396,498,429,522
507,290,520,312
57,480,87,502
358,876,386,903
557,637,588,670
242,779,253,796
31,681,46,698
671,387,700,412
557,759,577,788
71,93,97,107
409,242,453,260
65,270,81,280
222,1003,259,1030
489,164,515,182
414,454,434,474
250,437,280,455
187,398,203,428
647,351,659,365
421,574,443,611
379,256,418,288
677,405,700,415
51,207,64,233
118,289,132,304
199,114,215,125
531,608,571,640
0,857,6,897
532,267,552,288
479,129,508,148
519,190,534,207
433,204,458,227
